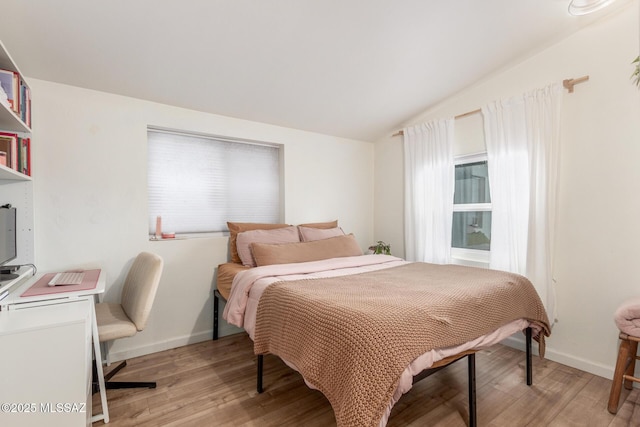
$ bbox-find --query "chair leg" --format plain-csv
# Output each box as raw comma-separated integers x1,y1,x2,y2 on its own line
624,340,638,390
105,381,156,390
95,360,157,391
609,336,632,414
104,360,128,381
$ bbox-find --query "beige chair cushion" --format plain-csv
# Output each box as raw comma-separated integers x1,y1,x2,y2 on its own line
96,252,164,343
95,302,137,343
120,252,164,331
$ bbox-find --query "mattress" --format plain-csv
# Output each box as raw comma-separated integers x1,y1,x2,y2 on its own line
216,262,250,300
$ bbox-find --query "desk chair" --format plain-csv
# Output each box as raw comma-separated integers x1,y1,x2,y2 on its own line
608,298,640,414
95,252,163,390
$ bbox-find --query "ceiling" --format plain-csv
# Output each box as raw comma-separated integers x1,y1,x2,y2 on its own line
0,0,631,141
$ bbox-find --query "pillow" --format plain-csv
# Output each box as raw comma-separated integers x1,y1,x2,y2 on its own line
298,225,344,242
236,226,300,267
227,222,289,264
251,234,363,267
297,220,338,229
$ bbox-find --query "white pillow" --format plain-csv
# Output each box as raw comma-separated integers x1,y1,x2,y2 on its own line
236,226,300,267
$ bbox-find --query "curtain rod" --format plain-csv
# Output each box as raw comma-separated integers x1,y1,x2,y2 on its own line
562,75,589,93
392,75,589,137
391,109,480,137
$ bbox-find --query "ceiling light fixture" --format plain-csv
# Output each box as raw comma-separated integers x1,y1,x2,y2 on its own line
568,0,617,16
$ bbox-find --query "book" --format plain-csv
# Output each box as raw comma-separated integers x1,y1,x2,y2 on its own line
0,69,19,113
0,133,30,176
24,85,31,127
18,137,30,176
0,132,18,171
19,77,31,127
0,69,15,111
10,135,17,170
0,136,13,169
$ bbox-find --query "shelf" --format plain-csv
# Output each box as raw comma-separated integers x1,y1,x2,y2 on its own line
0,164,30,181
0,102,30,134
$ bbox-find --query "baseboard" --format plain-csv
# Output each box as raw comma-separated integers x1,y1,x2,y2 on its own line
107,330,214,363
107,324,243,363
108,327,617,382
218,323,244,338
501,335,614,380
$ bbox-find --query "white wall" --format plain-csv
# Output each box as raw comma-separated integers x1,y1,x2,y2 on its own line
374,3,640,379
27,80,374,361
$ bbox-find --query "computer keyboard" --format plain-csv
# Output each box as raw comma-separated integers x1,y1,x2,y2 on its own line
48,271,85,286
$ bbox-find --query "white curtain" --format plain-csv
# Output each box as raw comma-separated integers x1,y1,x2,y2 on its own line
482,83,562,322
403,119,454,263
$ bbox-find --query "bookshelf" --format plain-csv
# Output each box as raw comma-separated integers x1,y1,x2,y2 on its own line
0,43,29,136
0,39,31,178
0,39,34,266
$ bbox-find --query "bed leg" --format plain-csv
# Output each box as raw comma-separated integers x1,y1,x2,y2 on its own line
213,291,219,340
468,353,477,427
526,327,532,386
257,354,264,393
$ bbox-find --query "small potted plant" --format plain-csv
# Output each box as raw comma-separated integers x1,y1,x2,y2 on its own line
632,56,639,88
368,241,391,255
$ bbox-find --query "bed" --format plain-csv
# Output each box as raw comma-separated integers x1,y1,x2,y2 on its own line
214,222,551,427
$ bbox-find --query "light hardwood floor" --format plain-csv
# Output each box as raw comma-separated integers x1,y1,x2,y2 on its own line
92,333,639,426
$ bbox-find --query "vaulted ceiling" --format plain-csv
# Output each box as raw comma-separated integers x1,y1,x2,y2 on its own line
0,0,630,141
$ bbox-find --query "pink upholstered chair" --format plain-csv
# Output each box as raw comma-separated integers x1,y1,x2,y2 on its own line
95,252,164,389
608,298,640,414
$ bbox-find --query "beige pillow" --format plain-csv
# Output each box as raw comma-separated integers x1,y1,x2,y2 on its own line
298,225,344,242
227,222,289,264
297,220,338,229
236,226,300,267
251,234,363,267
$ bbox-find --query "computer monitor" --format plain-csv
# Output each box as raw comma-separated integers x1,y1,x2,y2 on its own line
0,206,18,280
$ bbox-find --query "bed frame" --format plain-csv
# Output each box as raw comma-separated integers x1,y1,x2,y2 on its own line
214,288,534,427
213,289,223,340
256,328,533,427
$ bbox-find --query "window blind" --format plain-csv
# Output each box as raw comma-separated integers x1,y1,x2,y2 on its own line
147,129,281,235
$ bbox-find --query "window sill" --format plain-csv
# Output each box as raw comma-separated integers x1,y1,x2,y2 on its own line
148,231,229,241
451,257,489,268
451,248,489,268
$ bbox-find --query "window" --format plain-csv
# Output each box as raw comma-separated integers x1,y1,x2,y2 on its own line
147,128,282,237
451,153,491,262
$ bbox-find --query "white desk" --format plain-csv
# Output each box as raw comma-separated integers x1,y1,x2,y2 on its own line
0,299,92,426
0,268,110,424
1,268,106,308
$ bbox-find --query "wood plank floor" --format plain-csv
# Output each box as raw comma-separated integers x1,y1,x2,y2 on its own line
92,333,640,426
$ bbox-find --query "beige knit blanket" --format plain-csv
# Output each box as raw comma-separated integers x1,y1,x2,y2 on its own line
254,262,550,427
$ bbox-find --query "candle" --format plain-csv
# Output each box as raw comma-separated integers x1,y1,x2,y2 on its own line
155,216,162,239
